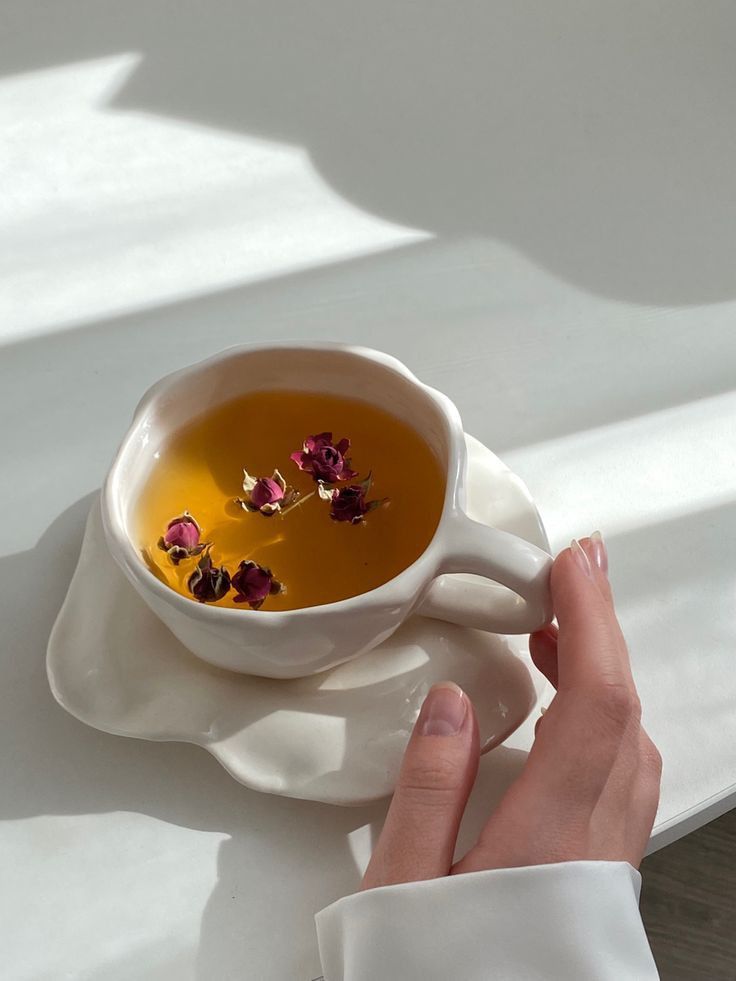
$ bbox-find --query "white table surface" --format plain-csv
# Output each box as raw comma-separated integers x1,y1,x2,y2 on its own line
2,4,736,978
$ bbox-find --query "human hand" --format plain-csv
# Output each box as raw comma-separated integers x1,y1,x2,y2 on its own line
361,534,662,889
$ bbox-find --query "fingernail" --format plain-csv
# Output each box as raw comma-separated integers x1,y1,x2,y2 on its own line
570,538,592,577
418,682,467,736
590,530,608,574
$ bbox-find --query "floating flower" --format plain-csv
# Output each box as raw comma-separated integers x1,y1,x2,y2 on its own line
157,512,208,565
231,560,284,609
290,432,358,484
236,469,298,516
187,552,231,603
318,473,389,524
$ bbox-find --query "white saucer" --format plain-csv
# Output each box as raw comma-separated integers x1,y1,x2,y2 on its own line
47,435,551,806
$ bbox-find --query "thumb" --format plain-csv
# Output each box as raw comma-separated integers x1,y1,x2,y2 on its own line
362,683,479,889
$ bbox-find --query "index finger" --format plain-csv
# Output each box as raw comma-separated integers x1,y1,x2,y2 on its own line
551,536,635,694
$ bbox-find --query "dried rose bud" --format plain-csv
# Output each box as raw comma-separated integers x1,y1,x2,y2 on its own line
318,473,389,525
157,512,208,565
250,476,283,509
187,553,231,604
290,432,358,484
231,560,284,610
236,469,298,516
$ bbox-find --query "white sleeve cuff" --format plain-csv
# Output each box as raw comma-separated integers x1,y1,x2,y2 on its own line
315,861,659,980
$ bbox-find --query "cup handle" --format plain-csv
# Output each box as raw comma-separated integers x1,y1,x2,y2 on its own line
417,511,554,634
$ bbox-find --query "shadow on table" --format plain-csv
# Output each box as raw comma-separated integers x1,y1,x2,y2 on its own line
2,241,736,461
5,0,736,306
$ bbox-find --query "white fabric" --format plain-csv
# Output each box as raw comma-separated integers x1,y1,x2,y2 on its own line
316,861,659,980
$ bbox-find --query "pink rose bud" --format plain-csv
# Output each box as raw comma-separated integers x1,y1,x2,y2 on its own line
231,560,284,610
249,477,285,509
187,553,231,604
157,512,208,565
290,432,358,484
237,469,297,516
164,517,200,550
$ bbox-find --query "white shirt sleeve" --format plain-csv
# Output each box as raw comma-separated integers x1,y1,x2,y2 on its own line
315,861,659,980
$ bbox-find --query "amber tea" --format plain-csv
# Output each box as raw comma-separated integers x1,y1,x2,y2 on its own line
135,390,446,611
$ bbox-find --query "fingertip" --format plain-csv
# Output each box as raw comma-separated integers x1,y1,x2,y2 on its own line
416,682,470,737
529,624,559,687
533,711,545,738
551,543,577,584
580,534,615,605
529,623,558,656
588,530,608,574
531,622,558,643
554,539,592,583
550,539,608,607
549,536,631,690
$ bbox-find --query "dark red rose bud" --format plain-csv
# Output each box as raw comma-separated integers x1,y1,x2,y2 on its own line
319,473,389,525
187,553,231,603
231,560,284,610
290,432,358,484
329,486,369,523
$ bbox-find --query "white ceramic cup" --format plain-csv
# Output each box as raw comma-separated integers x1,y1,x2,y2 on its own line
102,343,553,678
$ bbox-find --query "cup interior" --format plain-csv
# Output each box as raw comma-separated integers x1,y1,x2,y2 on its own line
108,346,456,561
